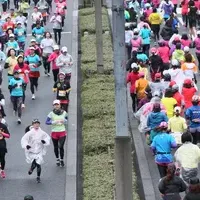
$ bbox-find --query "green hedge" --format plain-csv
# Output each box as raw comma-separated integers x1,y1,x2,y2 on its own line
80,7,140,200
80,8,110,34
80,7,115,200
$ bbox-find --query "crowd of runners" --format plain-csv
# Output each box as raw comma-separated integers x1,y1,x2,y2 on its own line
0,0,72,184
125,0,200,199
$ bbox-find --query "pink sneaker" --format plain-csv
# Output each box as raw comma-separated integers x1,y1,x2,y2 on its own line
1,170,5,178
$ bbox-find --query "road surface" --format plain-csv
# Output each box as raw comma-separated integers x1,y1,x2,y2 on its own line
0,0,74,199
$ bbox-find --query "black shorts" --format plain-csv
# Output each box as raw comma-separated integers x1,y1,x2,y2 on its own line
189,19,196,28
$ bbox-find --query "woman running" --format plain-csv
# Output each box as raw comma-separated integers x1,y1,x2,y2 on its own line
48,45,60,82
8,70,25,124
46,100,68,167
50,12,62,45
14,22,26,50
32,21,45,45
188,0,198,39
0,120,10,178
13,55,30,107
21,119,50,183
56,46,73,81
4,48,17,83
40,32,54,76
24,46,41,100
53,72,71,112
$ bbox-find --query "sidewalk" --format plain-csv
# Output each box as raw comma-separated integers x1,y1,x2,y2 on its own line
65,0,79,199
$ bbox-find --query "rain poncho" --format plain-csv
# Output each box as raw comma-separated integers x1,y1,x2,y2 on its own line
163,68,186,92
135,97,166,132
21,127,50,165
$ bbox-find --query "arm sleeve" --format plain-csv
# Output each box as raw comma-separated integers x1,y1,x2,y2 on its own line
21,132,29,149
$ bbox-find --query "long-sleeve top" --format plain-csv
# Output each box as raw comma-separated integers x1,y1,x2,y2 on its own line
175,142,200,168
158,176,187,195
56,53,73,74
0,122,10,153
40,38,54,54
48,51,60,70
50,15,62,29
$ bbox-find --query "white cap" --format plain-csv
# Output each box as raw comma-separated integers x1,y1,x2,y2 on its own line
131,63,139,69
145,3,151,7
31,38,36,42
61,46,68,52
29,46,35,50
133,28,139,33
197,30,200,35
174,106,181,113
53,45,59,50
53,100,60,105
9,33,14,38
153,91,160,97
183,46,190,52
171,59,179,66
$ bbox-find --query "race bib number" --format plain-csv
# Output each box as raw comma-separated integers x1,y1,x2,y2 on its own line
58,90,66,97
18,32,23,36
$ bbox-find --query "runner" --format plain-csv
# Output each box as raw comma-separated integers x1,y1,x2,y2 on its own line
50,11,62,45
40,31,54,76
0,48,6,87
46,100,68,167
56,46,73,81
14,21,26,50
4,48,17,83
48,45,60,82
32,21,45,45
21,119,50,183
53,72,71,112
8,70,25,124
31,7,43,29
0,119,10,178
24,46,41,100
13,55,30,107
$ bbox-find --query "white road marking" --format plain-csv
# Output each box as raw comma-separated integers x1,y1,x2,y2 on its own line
27,31,72,36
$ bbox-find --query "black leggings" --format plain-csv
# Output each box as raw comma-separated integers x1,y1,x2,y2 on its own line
52,69,59,82
130,93,136,112
151,24,160,41
2,1,7,12
42,56,50,73
29,77,38,94
23,84,27,104
11,96,23,117
157,164,168,178
31,159,41,177
52,136,66,159
53,29,62,45
142,44,150,58
14,0,19,9
61,103,68,112
182,14,188,27
0,151,6,170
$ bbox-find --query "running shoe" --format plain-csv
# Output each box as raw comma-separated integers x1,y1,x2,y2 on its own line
17,118,21,124
1,170,5,178
32,94,35,100
47,73,50,77
36,176,41,183
56,158,60,166
21,104,25,109
44,70,47,75
60,160,65,167
28,169,33,175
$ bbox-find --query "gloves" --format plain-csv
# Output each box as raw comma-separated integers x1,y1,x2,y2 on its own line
41,140,46,144
26,145,31,150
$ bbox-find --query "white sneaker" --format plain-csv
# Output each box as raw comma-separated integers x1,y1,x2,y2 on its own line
32,94,35,100
47,73,50,76
21,104,25,109
17,118,21,124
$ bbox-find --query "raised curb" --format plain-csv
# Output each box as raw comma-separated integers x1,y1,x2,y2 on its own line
65,0,79,199
127,93,157,200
